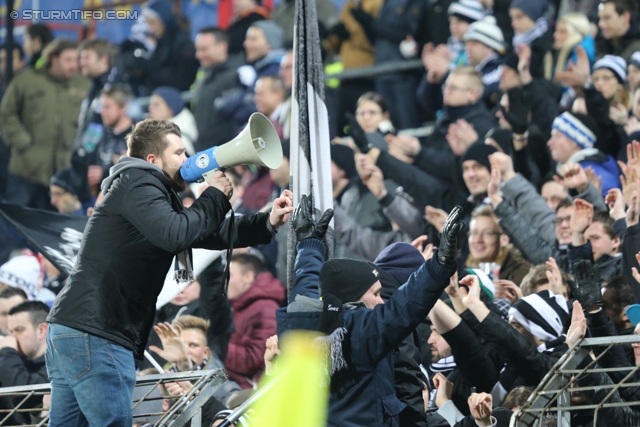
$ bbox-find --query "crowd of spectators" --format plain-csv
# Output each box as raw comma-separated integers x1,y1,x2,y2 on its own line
2,0,640,425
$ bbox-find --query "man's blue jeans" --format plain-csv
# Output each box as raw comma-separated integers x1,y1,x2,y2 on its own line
45,323,136,426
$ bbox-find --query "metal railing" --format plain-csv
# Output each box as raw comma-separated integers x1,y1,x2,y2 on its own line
510,335,640,427
0,369,227,427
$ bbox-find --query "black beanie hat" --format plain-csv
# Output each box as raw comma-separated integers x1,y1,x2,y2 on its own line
503,51,519,71
485,128,513,156
330,144,357,179
319,258,380,304
50,168,91,203
460,143,497,171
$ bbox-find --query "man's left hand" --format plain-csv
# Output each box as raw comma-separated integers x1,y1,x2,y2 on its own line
270,189,294,229
0,336,18,351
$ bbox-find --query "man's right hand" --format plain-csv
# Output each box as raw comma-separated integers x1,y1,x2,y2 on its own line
206,171,233,198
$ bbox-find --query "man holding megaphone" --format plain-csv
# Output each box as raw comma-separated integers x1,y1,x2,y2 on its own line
45,115,292,426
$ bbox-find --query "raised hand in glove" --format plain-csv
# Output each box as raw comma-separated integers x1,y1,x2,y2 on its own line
500,86,531,135
291,194,334,241
437,206,463,269
346,112,373,153
568,259,602,310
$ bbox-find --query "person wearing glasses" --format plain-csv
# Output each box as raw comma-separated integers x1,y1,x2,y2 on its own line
466,204,531,286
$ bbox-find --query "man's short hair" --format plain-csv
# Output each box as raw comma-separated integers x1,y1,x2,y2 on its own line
502,386,533,411
450,66,485,99
0,43,25,60
0,286,28,301
9,300,49,327
101,84,135,107
198,26,228,44
257,75,286,95
555,198,573,213
42,38,78,68
173,314,210,339
230,253,266,277
601,0,637,19
470,204,500,226
592,211,617,240
126,119,181,160
26,24,54,47
603,276,636,315
78,38,116,68
520,264,551,296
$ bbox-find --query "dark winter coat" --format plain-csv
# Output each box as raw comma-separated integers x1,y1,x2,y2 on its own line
226,271,286,389
277,238,455,427
192,54,246,152
48,157,276,359
143,28,199,93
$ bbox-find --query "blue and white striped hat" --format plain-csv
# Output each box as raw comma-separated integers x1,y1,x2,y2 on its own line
630,51,640,69
448,0,486,23
552,112,598,150
593,55,627,83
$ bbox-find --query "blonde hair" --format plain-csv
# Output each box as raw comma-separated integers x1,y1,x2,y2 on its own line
549,13,590,80
451,67,485,99
173,314,210,337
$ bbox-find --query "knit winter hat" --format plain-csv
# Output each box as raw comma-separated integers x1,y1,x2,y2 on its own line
509,0,548,22
552,112,598,150
152,86,184,116
330,144,357,179
146,0,176,31
319,259,380,304
460,143,497,171
631,51,640,69
50,168,91,203
374,242,424,286
485,128,514,156
509,290,569,342
502,51,519,71
0,256,41,300
251,20,284,50
463,16,505,54
593,55,627,84
448,0,485,24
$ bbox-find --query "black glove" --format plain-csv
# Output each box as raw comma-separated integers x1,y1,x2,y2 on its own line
350,7,373,27
437,206,463,269
291,194,334,241
568,259,602,310
500,86,531,134
318,293,344,334
330,22,350,41
345,112,373,153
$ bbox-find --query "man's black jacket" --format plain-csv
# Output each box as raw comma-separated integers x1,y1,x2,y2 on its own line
48,158,275,359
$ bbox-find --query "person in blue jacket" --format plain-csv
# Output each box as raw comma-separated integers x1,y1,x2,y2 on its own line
548,111,621,196
276,195,462,427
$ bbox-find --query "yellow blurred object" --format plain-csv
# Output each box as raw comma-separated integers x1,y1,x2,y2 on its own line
251,332,329,426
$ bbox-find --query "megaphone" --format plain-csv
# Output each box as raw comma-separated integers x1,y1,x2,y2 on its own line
180,112,283,183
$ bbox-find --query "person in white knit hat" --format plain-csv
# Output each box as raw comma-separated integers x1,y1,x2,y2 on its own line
0,255,40,301
419,15,504,116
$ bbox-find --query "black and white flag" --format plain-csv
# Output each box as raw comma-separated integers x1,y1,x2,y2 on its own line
287,0,335,289
0,203,87,276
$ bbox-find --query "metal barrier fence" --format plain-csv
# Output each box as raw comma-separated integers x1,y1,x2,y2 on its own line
0,369,227,427
510,335,640,427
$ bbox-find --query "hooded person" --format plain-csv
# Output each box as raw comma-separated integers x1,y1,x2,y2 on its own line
508,0,552,78
547,111,621,195
45,119,291,426
277,194,463,427
149,86,198,155
141,0,199,93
